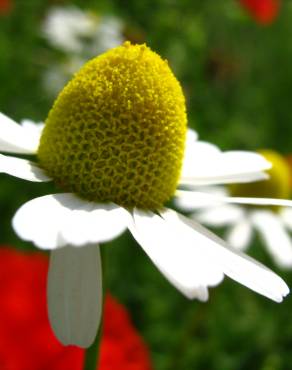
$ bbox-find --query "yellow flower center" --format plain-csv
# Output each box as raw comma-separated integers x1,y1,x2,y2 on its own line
38,42,187,209
229,150,291,211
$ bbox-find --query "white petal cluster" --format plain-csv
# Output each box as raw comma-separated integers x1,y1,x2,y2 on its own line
43,6,99,53
178,187,292,269
42,6,125,95
0,113,290,348
181,129,271,185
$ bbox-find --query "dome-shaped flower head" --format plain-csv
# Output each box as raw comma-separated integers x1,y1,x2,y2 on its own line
0,247,152,370
239,0,280,25
0,42,290,348
177,150,292,269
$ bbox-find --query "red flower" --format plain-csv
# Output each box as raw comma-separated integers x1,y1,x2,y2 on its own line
0,0,12,15
0,247,152,370
239,0,280,24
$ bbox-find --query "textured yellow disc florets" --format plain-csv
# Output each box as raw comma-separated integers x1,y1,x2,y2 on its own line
230,150,291,211
38,42,187,209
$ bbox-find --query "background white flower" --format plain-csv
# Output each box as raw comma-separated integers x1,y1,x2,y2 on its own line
42,6,125,95
43,6,98,53
176,149,292,269
42,6,124,55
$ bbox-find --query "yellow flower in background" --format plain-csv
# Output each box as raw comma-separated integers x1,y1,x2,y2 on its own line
0,43,290,348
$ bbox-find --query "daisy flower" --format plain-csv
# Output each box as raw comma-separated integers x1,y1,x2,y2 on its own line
177,150,292,269
42,6,124,55
42,5,124,95
0,42,290,348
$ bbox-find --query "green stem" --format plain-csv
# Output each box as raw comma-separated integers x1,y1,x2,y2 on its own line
83,325,103,370
83,246,106,370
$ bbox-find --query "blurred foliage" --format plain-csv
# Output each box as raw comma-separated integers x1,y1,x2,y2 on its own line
1,0,292,369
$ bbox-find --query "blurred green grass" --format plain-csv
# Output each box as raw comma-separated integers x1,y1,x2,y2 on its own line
1,1,292,369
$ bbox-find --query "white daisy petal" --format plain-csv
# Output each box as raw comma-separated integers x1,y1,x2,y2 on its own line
0,154,51,182
280,207,292,231
226,218,253,251
48,244,102,348
191,186,229,196
184,128,199,157
191,286,209,302
196,205,244,227
181,143,271,186
186,128,198,143
180,171,269,186
128,208,224,300
175,190,228,209
60,200,129,246
12,194,71,249
162,210,289,302
182,140,220,180
20,119,44,146
176,190,292,208
12,193,128,249
0,113,40,153
223,196,292,208
174,186,228,211
252,210,292,268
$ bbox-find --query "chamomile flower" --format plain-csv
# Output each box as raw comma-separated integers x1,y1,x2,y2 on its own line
0,43,290,348
42,6,124,54
177,150,292,269
42,6,124,95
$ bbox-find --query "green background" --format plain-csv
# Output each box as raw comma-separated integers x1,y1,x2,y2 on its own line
1,0,292,369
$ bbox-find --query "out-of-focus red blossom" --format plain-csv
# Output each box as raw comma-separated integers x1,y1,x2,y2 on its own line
0,0,12,15
0,247,152,370
239,0,280,24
